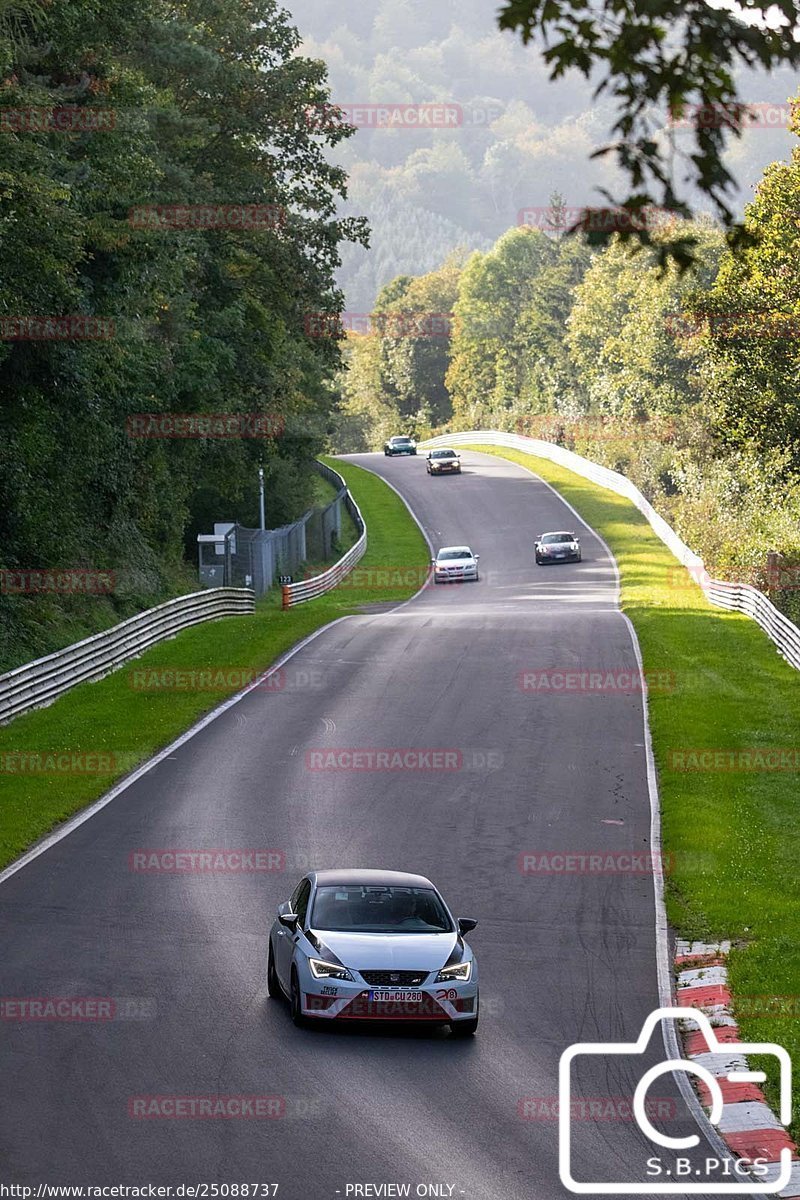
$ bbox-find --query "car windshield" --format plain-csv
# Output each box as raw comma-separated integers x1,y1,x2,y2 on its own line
432,451,455,458
438,549,471,560
392,438,411,444
541,533,574,544
311,885,453,933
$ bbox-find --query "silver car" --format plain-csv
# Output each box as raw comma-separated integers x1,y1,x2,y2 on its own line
535,530,581,564
432,545,480,583
267,869,479,1034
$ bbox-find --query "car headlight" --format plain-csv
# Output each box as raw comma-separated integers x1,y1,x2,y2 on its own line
308,957,354,981
435,961,471,983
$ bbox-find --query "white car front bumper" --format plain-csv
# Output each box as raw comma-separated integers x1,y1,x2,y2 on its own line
297,962,479,1022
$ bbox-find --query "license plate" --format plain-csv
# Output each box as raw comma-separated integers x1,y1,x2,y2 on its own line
368,990,423,1003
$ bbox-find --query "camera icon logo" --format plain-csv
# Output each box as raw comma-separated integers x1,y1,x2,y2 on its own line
559,1006,792,1194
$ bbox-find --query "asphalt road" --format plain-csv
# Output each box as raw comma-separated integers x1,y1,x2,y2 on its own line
0,451,740,1198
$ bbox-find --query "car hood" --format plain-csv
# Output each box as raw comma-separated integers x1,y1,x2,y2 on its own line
310,929,458,970
436,558,474,567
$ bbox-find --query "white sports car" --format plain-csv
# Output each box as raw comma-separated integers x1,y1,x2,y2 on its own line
431,545,480,583
267,869,479,1034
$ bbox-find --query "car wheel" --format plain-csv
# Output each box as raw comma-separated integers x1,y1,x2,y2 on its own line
290,968,307,1028
267,941,281,998
450,1013,478,1037
576,553,582,562
473,572,479,582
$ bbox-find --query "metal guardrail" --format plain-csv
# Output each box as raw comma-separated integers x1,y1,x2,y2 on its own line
0,587,255,725
281,463,367,608
421,430,800,673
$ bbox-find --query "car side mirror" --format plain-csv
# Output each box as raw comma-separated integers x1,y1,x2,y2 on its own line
474,554,480,560
457,917,477,935
279,911,299,931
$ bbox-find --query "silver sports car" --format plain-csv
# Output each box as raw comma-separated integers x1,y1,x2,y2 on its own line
267,869,479,1034
535,530,581,564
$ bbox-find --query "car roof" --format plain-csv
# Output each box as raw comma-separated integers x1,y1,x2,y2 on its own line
311,868,435,889
390,435,411,440
436,545,472,555
540,530,576,538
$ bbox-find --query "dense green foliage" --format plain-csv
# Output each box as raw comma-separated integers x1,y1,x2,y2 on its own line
467,443,800,1138
0,0,365,670
497,0,800,267
334,130,800,620
288,0,798,302
0,455,430,867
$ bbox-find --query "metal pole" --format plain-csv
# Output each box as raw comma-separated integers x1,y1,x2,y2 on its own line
258,466,265,532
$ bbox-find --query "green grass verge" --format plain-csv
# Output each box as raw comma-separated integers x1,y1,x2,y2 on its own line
460,443,800,1130
0,456,428,871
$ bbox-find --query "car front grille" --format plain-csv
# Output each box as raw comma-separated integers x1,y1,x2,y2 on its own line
360,969,428,986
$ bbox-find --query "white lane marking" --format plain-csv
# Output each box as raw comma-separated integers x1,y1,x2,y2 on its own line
454,447,735,1172
0,460,435,888
622,609,739,1170
0,620,355,887
342,459,436,612
451,448,622,608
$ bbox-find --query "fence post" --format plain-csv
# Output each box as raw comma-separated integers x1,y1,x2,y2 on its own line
281,584,291,611
766,550,782,591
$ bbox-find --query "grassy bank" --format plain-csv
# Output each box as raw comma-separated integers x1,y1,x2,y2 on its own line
460,443,800,1129
0,457,429,871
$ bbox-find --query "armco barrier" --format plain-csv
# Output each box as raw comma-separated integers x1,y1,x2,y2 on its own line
281,463,366,608
421,431,800,672
0,588,254,724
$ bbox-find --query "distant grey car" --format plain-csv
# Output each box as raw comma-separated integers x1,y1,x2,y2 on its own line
384,436,417,456
426,449,461,475
535,530,581,564
267,869,479,1034
432,545,479,583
